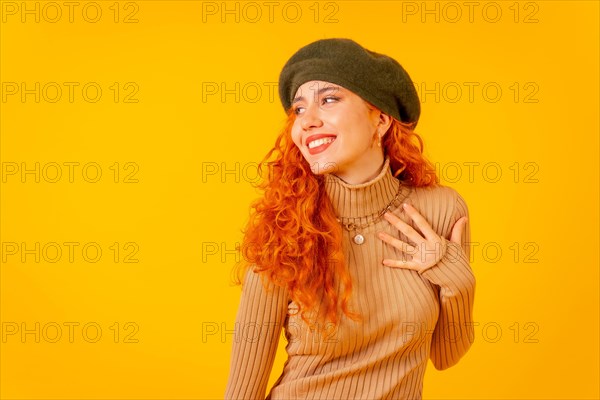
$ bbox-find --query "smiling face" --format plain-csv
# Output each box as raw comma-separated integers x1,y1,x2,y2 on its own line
290,80,392,184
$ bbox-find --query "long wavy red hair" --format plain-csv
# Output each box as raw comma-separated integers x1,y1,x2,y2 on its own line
232,103,439,335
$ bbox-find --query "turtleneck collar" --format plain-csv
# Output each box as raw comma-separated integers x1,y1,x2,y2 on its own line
323,156,412,219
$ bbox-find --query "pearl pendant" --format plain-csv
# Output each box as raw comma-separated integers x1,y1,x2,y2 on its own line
353,234,365,245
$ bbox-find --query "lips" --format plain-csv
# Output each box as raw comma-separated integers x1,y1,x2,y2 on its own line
305,134,337,155
305,134,337,148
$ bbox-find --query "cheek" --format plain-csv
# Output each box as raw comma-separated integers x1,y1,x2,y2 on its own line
341,118,371,145
353,118,376,143
290,125,302,148
334,111,365,134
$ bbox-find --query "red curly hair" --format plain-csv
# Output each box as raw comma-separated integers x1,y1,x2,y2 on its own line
232,103,439,335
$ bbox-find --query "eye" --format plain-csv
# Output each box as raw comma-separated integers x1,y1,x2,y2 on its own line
322,96,339,104
293,96,339,115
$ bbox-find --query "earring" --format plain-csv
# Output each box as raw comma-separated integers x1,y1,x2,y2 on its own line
377,134,383,147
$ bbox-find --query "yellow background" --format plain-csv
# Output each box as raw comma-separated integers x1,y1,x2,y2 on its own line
1,1,598,399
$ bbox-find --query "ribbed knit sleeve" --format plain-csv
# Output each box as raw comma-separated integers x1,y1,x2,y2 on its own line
418,191,476,370
224,267,290,400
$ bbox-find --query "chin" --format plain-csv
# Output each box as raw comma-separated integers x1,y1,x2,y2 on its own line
305,158,339,176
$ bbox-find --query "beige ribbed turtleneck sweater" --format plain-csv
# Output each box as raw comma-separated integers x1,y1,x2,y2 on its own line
224,156,476,400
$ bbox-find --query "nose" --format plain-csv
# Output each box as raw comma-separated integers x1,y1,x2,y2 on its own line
300,102,323,130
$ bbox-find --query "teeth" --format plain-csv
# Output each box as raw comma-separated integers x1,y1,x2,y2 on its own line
308,137,335,149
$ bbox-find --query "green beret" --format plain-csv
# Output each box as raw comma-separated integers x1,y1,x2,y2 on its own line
278,38,421,126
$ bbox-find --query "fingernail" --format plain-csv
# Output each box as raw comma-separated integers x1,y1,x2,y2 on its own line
402,203,409,209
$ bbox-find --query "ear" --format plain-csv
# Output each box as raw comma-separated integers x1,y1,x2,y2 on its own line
377,112,393,136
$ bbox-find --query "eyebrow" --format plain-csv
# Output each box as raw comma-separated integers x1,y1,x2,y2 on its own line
292,85,342,104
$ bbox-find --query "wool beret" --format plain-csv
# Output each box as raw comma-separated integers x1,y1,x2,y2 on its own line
278,38,421,126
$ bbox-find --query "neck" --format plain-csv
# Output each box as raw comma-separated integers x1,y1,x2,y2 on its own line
323,155,409,219
330,154,386,185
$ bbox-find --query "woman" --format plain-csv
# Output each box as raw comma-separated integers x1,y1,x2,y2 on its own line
224,38,476,400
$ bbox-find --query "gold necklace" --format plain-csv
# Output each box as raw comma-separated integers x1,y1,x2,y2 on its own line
335,180,412,245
